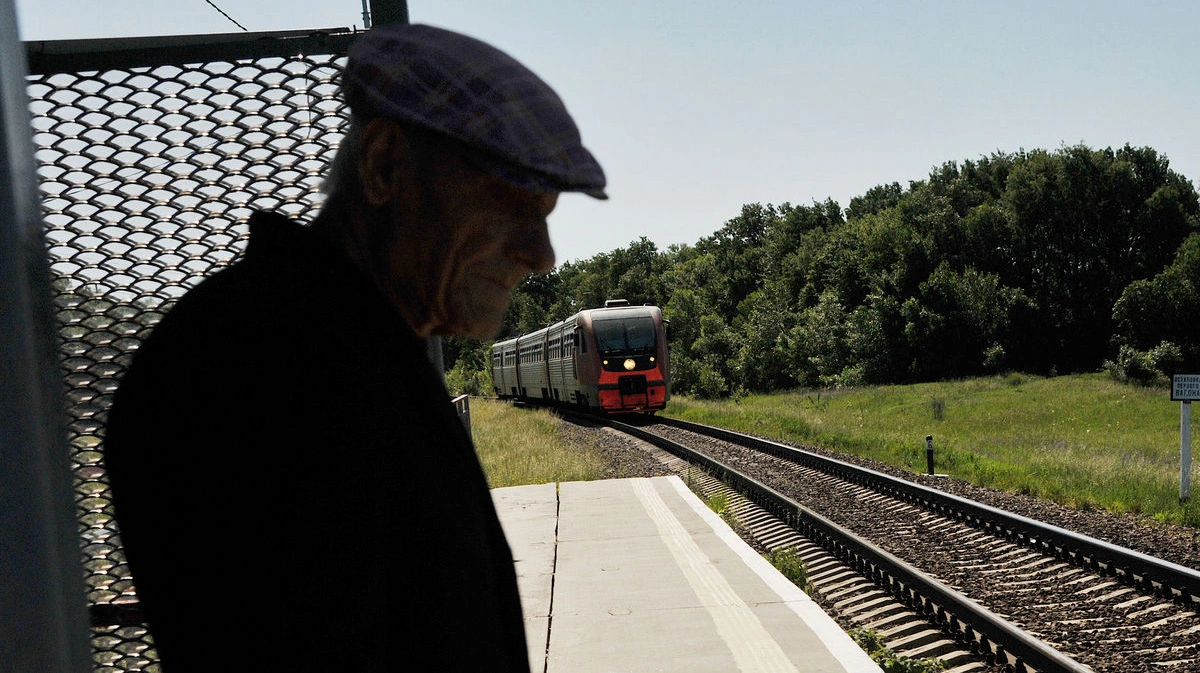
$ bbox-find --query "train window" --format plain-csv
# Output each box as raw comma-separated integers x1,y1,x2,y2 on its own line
593,317,656,353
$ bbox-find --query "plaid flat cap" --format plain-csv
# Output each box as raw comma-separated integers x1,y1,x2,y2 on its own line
343,23,607,199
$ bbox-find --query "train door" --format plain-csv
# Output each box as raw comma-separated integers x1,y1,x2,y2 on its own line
570,329,578,381
547,330,562,401
562,318,578,382
505,346,518,397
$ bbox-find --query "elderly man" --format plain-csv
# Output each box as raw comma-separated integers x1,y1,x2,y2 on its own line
104,24,605,672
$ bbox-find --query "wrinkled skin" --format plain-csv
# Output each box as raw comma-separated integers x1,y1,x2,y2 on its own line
316,117,558,339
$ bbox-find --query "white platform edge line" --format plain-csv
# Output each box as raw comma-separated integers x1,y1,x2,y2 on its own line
634,478,800,673
663,476,883,673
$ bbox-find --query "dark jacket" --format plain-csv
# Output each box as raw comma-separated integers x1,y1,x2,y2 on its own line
105,211,529,672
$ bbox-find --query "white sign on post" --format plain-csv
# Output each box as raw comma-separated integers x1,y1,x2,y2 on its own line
1173,374,1200,401
1173,374,1198,502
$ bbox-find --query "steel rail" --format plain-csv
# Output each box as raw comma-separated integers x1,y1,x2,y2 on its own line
657,416,1200,605
607,416,1094,673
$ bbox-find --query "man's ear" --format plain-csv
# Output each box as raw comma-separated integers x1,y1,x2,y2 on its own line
357,117,410,207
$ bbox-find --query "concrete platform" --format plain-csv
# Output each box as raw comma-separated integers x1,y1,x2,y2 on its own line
493,476,881,672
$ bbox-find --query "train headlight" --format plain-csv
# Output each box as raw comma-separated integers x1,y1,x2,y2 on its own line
623,358,636,371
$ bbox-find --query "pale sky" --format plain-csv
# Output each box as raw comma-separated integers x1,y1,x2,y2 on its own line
14,1,1200,264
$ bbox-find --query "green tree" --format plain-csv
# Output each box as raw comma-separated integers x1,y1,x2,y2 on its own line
694,203,774,322
789,289,851,387
500,270,563,337
732,290,799,392
847,182,903,220
480,142,1199,395
999,144,1198,371
443,338,494,396
842,292,907,385
1112,232,1200,370
901,264,1035,380
607,237,666,307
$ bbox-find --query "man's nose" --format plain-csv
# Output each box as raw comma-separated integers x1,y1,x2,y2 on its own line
512,221,555,273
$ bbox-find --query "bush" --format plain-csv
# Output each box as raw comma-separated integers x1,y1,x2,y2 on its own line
1104,341,1182,386
694,361,731,399
446,361,493,396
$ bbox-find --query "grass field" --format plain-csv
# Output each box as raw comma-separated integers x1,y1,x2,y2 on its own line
661,373,1200,527
470,399,609,488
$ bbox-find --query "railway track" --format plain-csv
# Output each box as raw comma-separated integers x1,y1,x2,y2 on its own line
579,413,1200,673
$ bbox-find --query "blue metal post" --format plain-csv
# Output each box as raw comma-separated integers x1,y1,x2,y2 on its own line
0,0,92,669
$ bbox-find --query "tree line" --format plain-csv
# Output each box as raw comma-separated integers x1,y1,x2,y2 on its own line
446,143,1200,398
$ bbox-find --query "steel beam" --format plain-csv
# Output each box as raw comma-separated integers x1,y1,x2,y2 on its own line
0,0,92,670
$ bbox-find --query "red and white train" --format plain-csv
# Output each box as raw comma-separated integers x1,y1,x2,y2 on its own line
491,300,670,414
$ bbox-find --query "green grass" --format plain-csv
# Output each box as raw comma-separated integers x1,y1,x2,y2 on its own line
767,546,812,594
663,373,1200,527
471,399,609,487
848,628,947,672
705,491,731,518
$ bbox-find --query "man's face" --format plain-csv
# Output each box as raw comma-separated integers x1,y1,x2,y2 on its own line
383,144,558,339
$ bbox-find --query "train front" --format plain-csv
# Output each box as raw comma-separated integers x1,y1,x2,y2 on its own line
589,306,670,413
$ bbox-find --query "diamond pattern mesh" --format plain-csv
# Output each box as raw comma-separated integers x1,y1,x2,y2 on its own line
28,49,349,670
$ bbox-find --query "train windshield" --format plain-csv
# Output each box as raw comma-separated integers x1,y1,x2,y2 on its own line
593,316,656,354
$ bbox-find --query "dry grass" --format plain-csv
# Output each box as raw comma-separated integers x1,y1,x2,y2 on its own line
470,399,608,488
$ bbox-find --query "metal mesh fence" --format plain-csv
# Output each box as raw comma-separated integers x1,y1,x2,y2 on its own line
27,37,352,670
